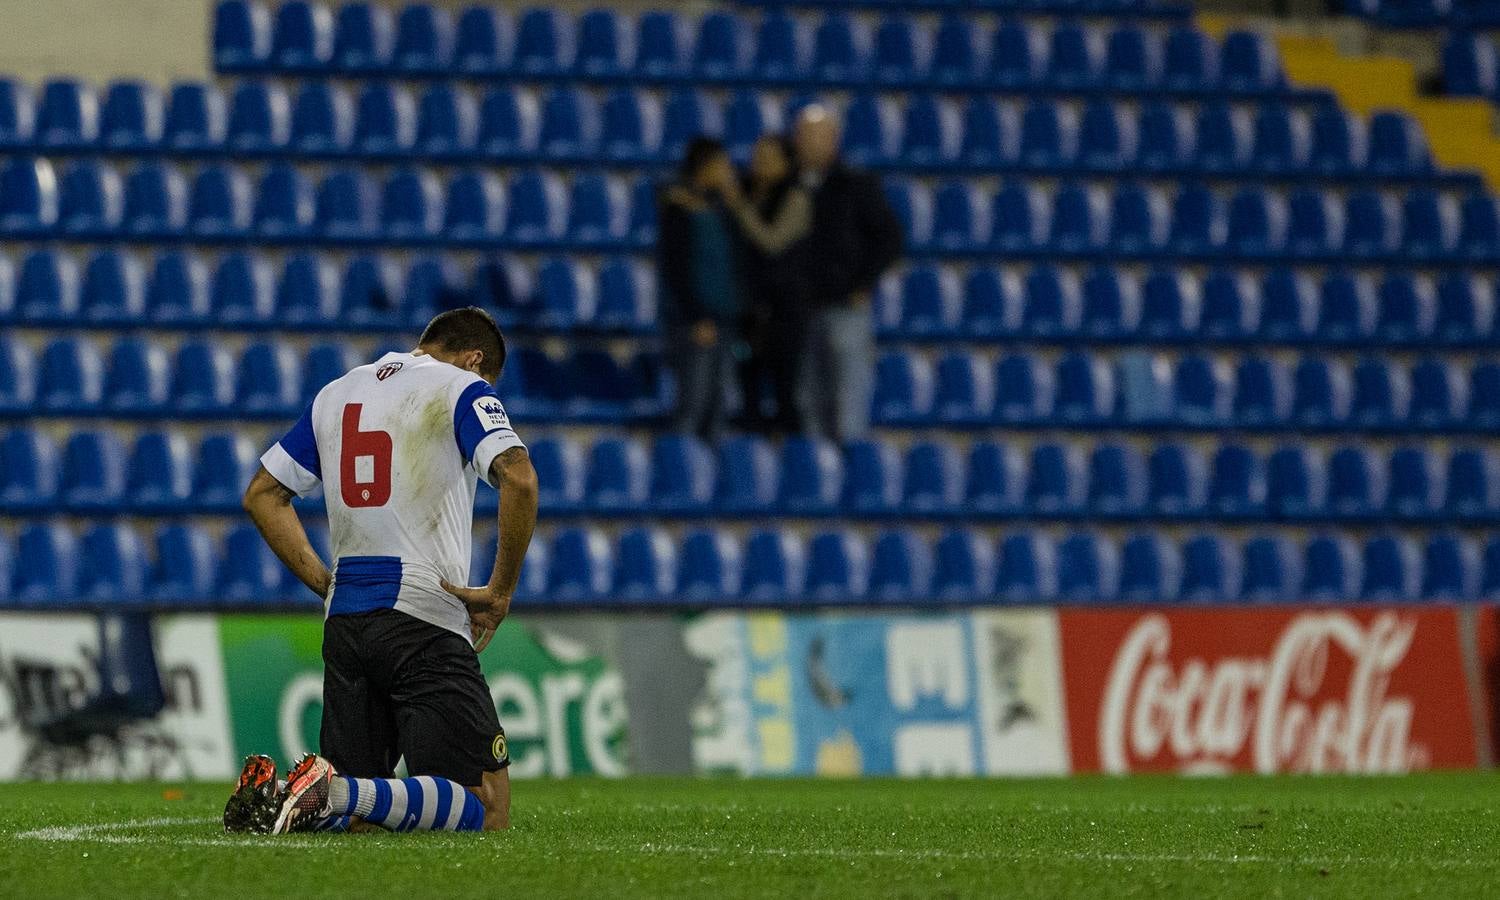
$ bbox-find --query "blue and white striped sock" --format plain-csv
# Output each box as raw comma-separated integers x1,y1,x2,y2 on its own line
326,775,486,832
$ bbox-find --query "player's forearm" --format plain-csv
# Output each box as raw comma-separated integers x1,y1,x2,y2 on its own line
487,447,538,601
244,467,331,599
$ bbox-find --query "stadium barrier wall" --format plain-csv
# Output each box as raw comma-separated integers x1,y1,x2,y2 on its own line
0,605,1493,781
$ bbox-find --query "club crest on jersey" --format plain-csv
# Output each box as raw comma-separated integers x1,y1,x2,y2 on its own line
376,361,404,381
473,396,509,430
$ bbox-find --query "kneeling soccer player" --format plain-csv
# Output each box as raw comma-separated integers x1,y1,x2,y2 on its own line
223,308,538,834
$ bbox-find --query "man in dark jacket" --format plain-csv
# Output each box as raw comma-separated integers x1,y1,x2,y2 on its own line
790,105,904,442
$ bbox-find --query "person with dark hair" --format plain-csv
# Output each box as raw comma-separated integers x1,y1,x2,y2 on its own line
657,137,744,439
718,134,814,435
789,105,904,442
230,305,537,835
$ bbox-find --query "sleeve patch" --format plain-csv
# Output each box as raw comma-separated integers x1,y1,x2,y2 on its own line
472,395,510,431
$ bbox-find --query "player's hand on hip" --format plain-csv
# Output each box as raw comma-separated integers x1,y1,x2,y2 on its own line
439,579,511,645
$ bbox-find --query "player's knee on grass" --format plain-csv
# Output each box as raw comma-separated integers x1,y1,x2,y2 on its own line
471,768,510,830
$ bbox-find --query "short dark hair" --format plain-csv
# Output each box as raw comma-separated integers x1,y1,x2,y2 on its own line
419,306,507,381
679,136,728,181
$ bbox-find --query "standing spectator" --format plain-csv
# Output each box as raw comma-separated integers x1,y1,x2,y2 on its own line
789,105,904,443
657,138,744,439
719,134,814,435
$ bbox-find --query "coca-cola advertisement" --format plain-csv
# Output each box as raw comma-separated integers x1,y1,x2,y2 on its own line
1059,607,1484,775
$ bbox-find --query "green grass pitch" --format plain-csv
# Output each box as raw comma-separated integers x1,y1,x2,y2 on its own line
1,775,1497,898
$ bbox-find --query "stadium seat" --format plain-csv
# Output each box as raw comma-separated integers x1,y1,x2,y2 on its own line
741,530,805,600
612,527,675,600
583,437,649,512
1026,442,1084,514
872,350,934,426
715,435,777,513
106,337,168,412
60,430,127,509
1141,269,1198,339
1119,532,1175,601
100,81,163,150
150,524,216,601
1409,358,1463,427
1470,362,1500,428
1179,534,1233,602
226,80,289,151
0,429,58,509
1327,446,1380,516
218,523,286,602
1375,272,1435,342
927,530,988,601
1053,351,1112,422
1241,534,1297,601
1458,193,1500,259
1148,443,1204,515
414,83,477,157
476,87,538,157
0,79,32,148
594,257,653,331
122,162,188,237
17,249,81,322
1168,183,1222,254
804,530,870,603
842,93,894,166
843,438,902,514
989,181,1044,252
1135,101,1189,172
38,336,103,411
961,265,1019,338
868,530,931,603
316,168,378,239
1080,265,1135,337
636,11,685,78
1018,100,1076,168
439,170,504,240
779,436,843,514
995,531,1055,602
527,436,584,513
903,441,962,514
1349,357,1404,428
1403,190,1457,261
271,0,334,70
210,252,274,322
393,4,453,73
163,83,226,151
1423,533,1478,599
1163,26,1215,90
125,431,192,511
1108,183,1165,254
988,354,1049,425
255,163,316,237
194,434,256,509
932,181,981,250
331,2,395,72
171,340,235,412
1361,534,1417,600
677,529,741,602
1302,534,1357,600
1256,269,1311,340
146,251,211,323
1387,445,1437,516
1021,265,1081,336
1231,356,1289,426
567,173,626,247
1207,443,1263,516
1290,357,1351,426
78,524,147,600
1087,443,1146,514
1219,30,1281,92
275,253,338,323
353,82,416,154
215,0,271,70
455,6,511,75
506,169,565,245
0,157,59,235
872,16,918,85
965,440,1022,513
1224,186,1284,256
1368,111,1430,175
515,8,572,76
289,81,353,153
1195,103,1250,174
598,89,656,163
189,165,252,237
1286,188,1337,257
1050,182,1102,252
693,12,744,80
888,264,960,337
1200,269,1255,338
959,96,1011,168
1435,273,1492,343
1320,266,1377,341
646,434,714,514
35,79,97,148
381,167,442,238
235,340,300,415
78,250,144,325
932,351,993,424
1056,532,1117,602
14,523,80,604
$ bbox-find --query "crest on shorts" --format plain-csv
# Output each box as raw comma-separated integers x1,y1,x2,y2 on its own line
492,733,508,762
377,361,404,381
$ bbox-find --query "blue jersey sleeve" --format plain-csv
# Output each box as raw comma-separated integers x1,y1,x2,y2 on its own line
453,380,524,486
260,401,322,496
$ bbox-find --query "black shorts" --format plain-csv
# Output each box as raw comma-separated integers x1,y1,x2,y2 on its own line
320,608,508,786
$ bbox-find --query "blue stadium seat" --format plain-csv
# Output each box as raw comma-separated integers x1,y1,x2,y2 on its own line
1080,265,1134,337
218,523,287,602
381,167,442,238
1403,190,1457,260
966,440,1022,513
1316,269,1372,341
416,84,477,157
575,8,624,78
961,265,1017,338
80,250,145,323
215,0,271,70
694,12,745,80
0,157,59,235
842,438,901,514
122,162,188,237
78,524,147,600
1219,30,1282,92
38,335,103,410
271,0,334,70
636,11,685,78
1168,183,1222,254
315,168,378,239
1224,186,1284,256
812,14,868,83
1241,534,1297,601
1258,269,1312,340
1141,269,1198,338
1309,103,1358,174
932,530,992,601
989,181,1044,252
1423,533,1478,599
146,251,210,323
35,80,97,148
1135,102,1189,172
1207,443,1263,516
189,165,252,237
331,2,395,72
595,257,653,331
599,89,655,163
393,4,453,73
1368,111,1430,174
753,10,805,82
0,333,31,412
533,256,592,328
1471,362,1500,427
1021,264,1081,336
1119,532,1175,601
1434,273,1490,343
150,524,216,601
444,170,504,240
1375,272,1434,343
301,342,355,402
1056,531,1117,602
1200,269,1255,338
235,340,300,415
60,430,127,509
905,93,957,166
59,160,123,236
527,436,584,513
868,530,931,603
932,15,978,86
1025,442,1084,514
1231,355,1289,426
1108,183,1165,254
1361,534,1417,600
933,350,992,424
100,81,162,150
477,87,538,157
1303,534,1357,600
1286,188,1336,257
514,9,572,76
1163,26,1215,90
1148,443,1204,515
903,441,962,514
989,20,1043,88
567,173,626,247
1053,351,1112,422
842,93,894,165
1290,357,1351,426
17,250,80,322
255,163,315,237
1195,102,1250,173
14,523,80,604
1087,443,1146,514
889,264,960,337
1349,357,1403,427
0,79,33,148
210,251,273,323
226,81,289,151
677,529,740,602
612,527,675,600
1179,534,1233,601
873,16,918,85
506,169,565,245
454,7,511,75
647,434,714,514
353,82,416,154
1050,182,1102,252
1018,99,1076,168
1265,445,1323,518
714,435,777,513
1342,190,1396,259
805,530,870,603
275,253,337,323
1486,537,1500,596
0,429,57,509
1172,354,1224,425
1105,25,1160,90
163,83,226,151
194,435,256,510
741,530,805,600
1387,445,1437,516
289,81,352,153
1410,358,1462,427
1048,21,1101,89
1458,193,1500,259
1443,33,1498,96
401,256,457,322
779,435,843,514
171,340,234,412
106,337,168,412
885,179,932,252
724,90,774,158
995,531,1055,602
959,96,1010,168
663,88,720,161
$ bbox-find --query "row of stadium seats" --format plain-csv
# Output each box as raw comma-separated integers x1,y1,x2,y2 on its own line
9,333,1500,432
1348,0,1500,29
8,244,1500,348
6,519,1497,606
7,160,1492,264
1442,32,1500,101
215,3,1281,95
2,79,1436,184
8,426,1498,521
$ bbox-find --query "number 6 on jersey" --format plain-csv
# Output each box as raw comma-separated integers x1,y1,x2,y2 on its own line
340,403,392,508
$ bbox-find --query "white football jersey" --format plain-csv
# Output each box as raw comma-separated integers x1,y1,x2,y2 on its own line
260,351,524,641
